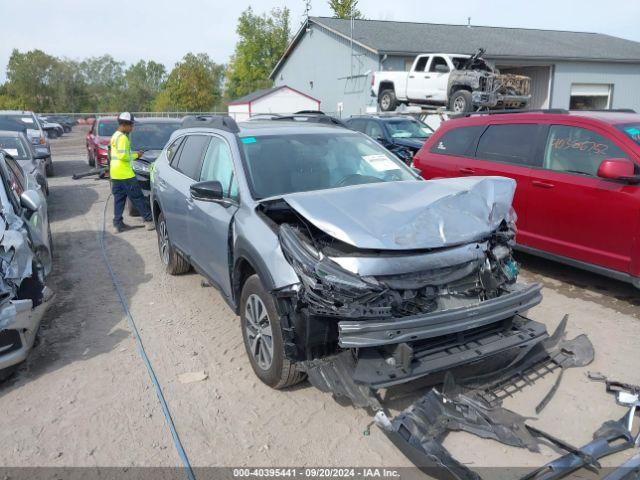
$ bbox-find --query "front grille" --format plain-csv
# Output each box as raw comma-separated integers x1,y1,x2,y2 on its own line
0,329,22,355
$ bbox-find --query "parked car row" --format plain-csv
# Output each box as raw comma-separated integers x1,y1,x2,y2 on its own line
0,145,53,379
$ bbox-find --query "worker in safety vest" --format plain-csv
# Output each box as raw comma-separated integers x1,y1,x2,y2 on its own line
110,112,154,233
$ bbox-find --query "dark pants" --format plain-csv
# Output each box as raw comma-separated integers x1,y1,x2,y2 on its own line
112,177,152,225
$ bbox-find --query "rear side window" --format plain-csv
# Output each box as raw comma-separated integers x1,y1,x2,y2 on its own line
544,125,628,176
430,126,483,156
346,119,366,133
476,124,541,166
175,135,209,179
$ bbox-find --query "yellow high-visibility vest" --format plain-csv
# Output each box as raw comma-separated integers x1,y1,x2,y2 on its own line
109,130,137,180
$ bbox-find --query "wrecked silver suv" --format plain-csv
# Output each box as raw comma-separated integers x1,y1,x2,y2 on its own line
151,115,543,390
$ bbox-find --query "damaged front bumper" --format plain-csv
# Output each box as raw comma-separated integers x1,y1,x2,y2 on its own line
339,283,542,348
472,91,530,108
0,288,53,370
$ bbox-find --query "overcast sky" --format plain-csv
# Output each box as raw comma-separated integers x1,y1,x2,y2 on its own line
1,0,640,82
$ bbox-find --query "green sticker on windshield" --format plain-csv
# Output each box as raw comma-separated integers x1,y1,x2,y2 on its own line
241,137,257,144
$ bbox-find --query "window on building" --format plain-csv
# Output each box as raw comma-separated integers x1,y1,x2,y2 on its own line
570,84,612,110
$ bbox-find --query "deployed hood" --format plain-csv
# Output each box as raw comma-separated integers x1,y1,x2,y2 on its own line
279,177,516,250
137,149,162,163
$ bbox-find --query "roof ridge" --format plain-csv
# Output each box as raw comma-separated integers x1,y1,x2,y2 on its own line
310,16,605,36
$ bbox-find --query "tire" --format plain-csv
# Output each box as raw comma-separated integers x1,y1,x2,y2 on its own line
156,211,190,275
378,89,398,112
448,90,473,113
127,199,140,217
45,158,54,177
88,150,95,167
240,274,305,389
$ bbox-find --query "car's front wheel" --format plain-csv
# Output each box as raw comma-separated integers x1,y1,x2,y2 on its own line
240,274,305,389
156,211,190,275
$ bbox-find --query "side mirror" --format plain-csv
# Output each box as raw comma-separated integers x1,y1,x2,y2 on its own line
434,64,450,73
597,159,639,183
20,189,42,212
34,151,48,160
190,180,223,201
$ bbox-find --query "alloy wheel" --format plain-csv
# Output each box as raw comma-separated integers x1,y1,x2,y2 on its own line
158,219,170,265
244,294,274,371
453,96,466,112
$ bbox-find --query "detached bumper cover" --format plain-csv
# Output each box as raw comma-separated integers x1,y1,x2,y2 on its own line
338,283,542,348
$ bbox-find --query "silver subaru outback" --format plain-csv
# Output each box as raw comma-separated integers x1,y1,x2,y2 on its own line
150,115,543,391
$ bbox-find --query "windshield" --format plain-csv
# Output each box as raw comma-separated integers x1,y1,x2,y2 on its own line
618,123,640,146
130,122,181,150
386,119,432,139
0,114,37,132
98,120,117,137
241,132,417,199
0,136,30,160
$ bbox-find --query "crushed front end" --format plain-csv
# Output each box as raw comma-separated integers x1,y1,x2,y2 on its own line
261,177,544,388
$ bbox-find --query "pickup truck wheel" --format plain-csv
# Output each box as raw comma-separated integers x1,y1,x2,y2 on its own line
156,211,190,275
240,274,305,389
449,90,472,113
379,89,397,112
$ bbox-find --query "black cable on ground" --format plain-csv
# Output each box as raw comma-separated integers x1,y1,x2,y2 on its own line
100,194,196,480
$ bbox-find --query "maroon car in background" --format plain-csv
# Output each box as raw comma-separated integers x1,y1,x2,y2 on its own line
413,110,640,288
85,117,117,167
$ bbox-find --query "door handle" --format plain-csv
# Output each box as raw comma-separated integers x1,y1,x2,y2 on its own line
424,75,431,79
409,75,415,79
532,180,555,189
458,167,475,174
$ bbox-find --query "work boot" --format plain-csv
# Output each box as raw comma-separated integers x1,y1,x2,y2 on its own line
144,220,155,231
114,222,132,233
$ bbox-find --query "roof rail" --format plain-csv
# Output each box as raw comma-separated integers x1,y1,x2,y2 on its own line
270,113,347,127
181,115,239,133
458,108,569,118
579,108,637,113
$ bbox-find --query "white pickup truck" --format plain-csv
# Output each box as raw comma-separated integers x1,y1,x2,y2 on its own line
371,51,531,113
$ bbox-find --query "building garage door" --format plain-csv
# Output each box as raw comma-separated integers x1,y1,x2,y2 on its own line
498,66,551,109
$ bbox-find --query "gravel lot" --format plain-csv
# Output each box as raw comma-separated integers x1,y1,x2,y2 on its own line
0,126,638,476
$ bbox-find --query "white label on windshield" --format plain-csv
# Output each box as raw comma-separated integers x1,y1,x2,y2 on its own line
362,154,398,171
3,149,18,156
21,117,34,123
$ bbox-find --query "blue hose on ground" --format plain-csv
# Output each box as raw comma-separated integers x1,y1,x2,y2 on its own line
100,194,196,480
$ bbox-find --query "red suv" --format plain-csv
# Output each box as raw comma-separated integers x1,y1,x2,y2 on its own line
414,110,640,288
85,117,117,167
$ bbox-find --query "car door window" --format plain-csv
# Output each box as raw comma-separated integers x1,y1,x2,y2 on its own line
4,157,25,197
476,124,542,166
429,56,449,73
200,137,238,200
348,119,366,133
544,125,628,176
174,135,209,179
167,136,185,166
365,121,385,141
430,126,484,156
414,56,429,72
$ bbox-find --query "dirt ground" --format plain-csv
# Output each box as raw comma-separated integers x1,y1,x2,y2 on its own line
0,126,639,477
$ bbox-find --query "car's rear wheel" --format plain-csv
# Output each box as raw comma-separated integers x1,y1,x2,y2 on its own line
449,90,473,113
240,274,305,389
156,211,190,275
88,150,95,167
378,89,397,112
45,158,54,177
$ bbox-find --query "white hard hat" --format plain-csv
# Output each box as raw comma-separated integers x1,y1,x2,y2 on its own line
117,112,135,124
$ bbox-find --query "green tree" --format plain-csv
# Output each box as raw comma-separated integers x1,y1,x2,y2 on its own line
224,7,291,100
329,0,363,18
3,49,58,111
153,53,224,111
80,55,125,112
123,60,166,111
